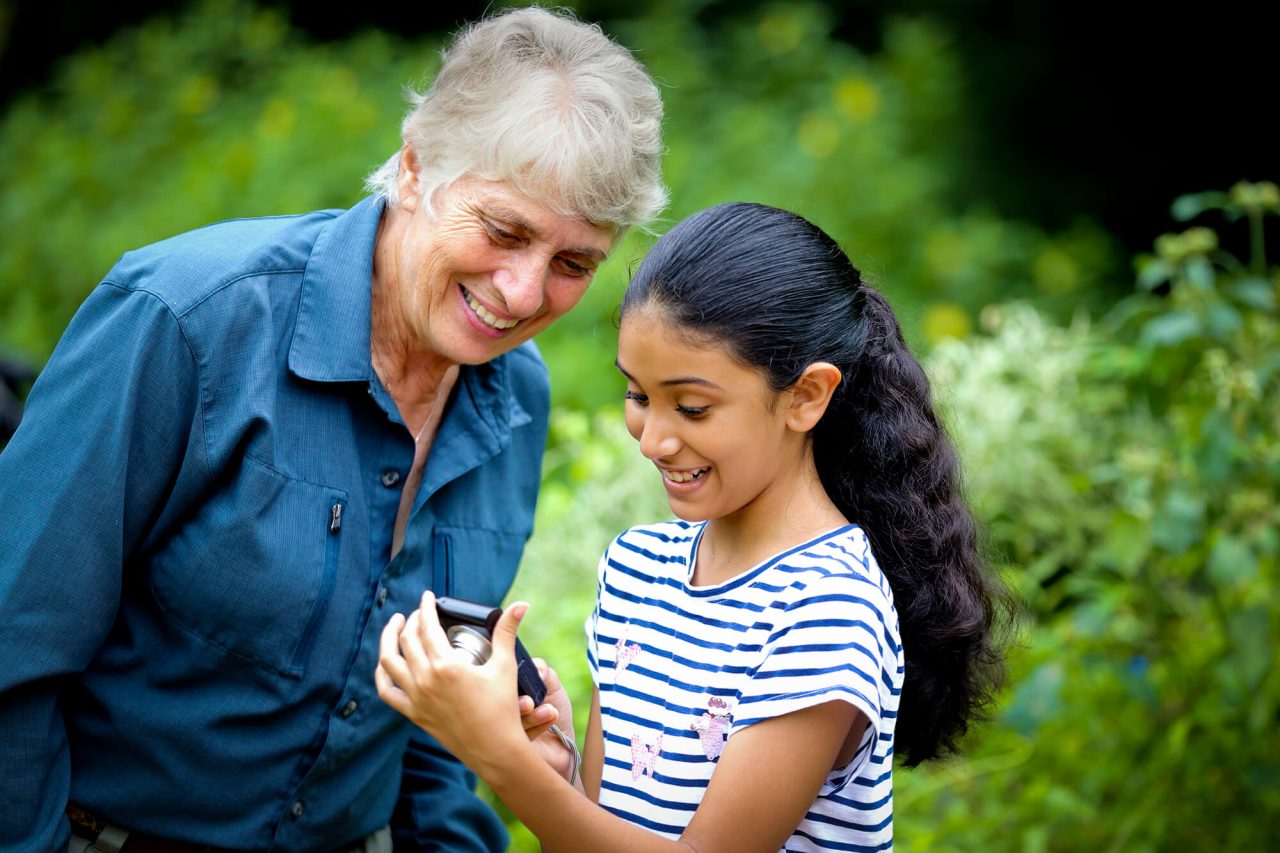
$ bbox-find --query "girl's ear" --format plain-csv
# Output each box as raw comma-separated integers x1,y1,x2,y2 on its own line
785,362,842,433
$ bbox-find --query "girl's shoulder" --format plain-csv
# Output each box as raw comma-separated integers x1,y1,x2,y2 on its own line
608,518,703,554
595,519,701,587
766,524,896,611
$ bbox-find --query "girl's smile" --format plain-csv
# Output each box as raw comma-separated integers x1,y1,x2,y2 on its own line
616,307,812,530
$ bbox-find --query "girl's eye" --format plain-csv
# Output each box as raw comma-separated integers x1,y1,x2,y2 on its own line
625,390,649,407
676,405,708,419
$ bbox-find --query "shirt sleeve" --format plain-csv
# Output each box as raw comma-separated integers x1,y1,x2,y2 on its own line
584,547,611,687
732,573,892,749
0,281,202,852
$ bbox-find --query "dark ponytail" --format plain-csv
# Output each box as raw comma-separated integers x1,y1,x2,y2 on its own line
622,202,1010,765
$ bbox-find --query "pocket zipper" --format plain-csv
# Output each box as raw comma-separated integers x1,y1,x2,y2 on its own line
292,499,344,674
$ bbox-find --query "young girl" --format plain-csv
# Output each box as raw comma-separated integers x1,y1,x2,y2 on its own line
376,202,1008,851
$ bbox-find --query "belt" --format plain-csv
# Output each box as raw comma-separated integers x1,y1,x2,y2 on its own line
66,804,235,853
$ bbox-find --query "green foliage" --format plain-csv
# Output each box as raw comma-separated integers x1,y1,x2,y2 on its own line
552,0,1119,409
0,0,1118,414
0,0,422,356
895,184,1280,850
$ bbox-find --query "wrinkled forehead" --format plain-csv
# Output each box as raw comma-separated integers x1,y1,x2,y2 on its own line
447,171,620,249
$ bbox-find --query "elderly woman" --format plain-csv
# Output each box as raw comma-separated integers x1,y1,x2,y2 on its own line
0,8,664,853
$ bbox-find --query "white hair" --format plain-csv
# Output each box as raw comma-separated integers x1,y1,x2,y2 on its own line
365,7,667,231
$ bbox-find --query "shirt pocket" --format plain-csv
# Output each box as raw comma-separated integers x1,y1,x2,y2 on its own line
149,455,347,678
431,525,530,607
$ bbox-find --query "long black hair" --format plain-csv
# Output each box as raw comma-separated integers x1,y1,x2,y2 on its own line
620,202,1010,765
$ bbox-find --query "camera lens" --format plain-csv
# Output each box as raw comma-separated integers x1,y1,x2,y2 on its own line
445,625,492,666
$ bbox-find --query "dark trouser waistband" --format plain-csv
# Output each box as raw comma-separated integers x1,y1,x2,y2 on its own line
67,803,238,853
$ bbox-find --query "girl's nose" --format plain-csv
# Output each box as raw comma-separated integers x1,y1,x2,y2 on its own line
637,415,681,461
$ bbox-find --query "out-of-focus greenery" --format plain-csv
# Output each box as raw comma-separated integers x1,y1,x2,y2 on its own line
0,0,1118,413
502,185,1280,850
912,186,1279,850
5,0,1276,849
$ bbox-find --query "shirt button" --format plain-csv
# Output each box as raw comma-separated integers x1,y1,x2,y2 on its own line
290,801,304,819
381,469,401,487
340,700,358,718
376,587,389,607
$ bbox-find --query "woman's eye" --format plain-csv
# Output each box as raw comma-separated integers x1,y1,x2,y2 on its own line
625,390,649,406
676,405,708,418
485,221,520,244
555,257,592,278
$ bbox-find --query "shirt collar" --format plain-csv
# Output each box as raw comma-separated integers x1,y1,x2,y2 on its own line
288,194,385,383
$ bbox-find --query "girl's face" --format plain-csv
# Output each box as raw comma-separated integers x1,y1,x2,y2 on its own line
616,307,810,525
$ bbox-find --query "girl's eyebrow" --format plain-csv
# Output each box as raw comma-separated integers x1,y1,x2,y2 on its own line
615,359,722,389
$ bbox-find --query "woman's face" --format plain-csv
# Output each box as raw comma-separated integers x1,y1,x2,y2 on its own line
387,172,615,365
616,307,810,526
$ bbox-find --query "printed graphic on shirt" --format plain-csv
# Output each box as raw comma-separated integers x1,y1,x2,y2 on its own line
631,733,663,780
615,626,642,673
690,695,735,760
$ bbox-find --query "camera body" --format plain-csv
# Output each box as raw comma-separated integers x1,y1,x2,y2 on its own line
435,596,547,705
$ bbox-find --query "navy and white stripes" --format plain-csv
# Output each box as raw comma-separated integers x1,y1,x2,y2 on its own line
586,521,904,851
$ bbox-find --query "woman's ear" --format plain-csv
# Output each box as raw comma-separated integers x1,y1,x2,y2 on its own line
785,362,842,433
396,145,422,213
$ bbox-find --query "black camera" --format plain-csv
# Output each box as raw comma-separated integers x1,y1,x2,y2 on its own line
435,596,547,705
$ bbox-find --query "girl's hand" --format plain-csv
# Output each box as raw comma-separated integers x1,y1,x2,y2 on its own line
375,591,530,775
518,660,578,782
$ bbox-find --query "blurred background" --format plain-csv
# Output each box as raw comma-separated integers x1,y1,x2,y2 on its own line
1,1,1275,848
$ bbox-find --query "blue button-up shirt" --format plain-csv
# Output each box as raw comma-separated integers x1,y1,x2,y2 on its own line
0,196,549,852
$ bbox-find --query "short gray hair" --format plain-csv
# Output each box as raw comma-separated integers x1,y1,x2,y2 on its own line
365,7,667,231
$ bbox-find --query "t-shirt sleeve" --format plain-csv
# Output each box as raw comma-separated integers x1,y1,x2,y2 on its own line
733,573,892,744
584,546,611,687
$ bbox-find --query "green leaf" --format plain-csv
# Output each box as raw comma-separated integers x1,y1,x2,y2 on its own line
1172,191,1228,221
1228,277,1277,312
1207,534,1256,585
1183,255,1216,292
1225,605,1271,695
1151,489,1205,555
1139,310,1202,348
1206,302,1243,339
1103,512,1150,577
1137,257,1173,291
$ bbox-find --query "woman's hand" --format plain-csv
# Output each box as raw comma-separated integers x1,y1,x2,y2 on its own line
519,659,578,783
375,591,531,776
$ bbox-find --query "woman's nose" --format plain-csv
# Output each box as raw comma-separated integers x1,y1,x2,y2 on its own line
491,256,548,317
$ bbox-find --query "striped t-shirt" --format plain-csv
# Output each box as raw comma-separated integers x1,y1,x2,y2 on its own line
586,520,904,852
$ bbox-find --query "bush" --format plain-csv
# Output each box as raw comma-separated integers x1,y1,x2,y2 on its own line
898,184,1280,850
0,0,1118,414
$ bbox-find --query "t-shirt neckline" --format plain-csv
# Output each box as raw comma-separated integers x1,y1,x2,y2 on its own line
684,522,859,597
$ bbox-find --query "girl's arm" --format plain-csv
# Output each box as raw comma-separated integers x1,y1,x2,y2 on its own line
579,688,604,803
376,593,862,853
517,660,582,790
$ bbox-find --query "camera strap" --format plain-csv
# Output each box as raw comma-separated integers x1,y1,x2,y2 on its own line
549,723,582,788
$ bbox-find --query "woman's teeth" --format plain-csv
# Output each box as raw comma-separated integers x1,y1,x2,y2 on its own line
664,468,709,483
463,288,519,330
